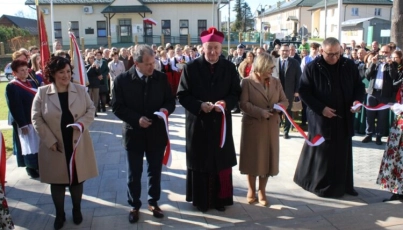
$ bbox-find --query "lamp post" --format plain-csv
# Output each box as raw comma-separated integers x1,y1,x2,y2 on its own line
259,4,267,48
228,0,231,52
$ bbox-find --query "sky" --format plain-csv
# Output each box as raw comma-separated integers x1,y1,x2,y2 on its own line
0,0,36,18
0,0,278,20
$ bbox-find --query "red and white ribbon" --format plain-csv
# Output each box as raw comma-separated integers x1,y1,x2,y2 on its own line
273,104,325,146
0,132,6,191
154,111,172,167
351,101,393,111
66,123,83,185
216,104,226,148
10,79,38,95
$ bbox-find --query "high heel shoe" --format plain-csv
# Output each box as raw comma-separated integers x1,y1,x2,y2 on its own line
258,191,268,206
247,196,257,204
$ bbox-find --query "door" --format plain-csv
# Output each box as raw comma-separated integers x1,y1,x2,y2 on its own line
119,19,132,43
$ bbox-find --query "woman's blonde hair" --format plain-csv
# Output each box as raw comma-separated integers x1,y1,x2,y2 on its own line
252,52,274,75
30,53,41,72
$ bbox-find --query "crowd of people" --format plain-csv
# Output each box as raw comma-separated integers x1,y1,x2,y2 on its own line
4,26,403,230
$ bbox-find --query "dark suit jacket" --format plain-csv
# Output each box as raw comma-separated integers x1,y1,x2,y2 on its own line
112,67,176,151
278,57,302,109
291,53,301,64
366,61,398,98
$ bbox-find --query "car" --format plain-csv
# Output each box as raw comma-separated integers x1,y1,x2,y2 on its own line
4,63,13,81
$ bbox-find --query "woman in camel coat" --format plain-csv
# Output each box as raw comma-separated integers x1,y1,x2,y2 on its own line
239,53,289,206
32,57,98,229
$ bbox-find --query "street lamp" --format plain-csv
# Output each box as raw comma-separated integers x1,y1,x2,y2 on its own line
258,4,267,47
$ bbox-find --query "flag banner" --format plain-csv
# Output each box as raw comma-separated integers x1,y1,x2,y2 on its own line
69,32,88,86
0,132,6,191
273,104,325,146
154,111,172,167
36,5,51,84
216,104,227,148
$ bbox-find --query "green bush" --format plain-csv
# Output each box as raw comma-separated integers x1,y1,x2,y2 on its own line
0,25,30,42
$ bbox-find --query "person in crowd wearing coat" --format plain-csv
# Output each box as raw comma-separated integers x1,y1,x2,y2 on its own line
177,27,241,212
238,51,255,78
85,53,102,117
94,50,110,112
293,37,365,198
362,45,398,145
5,60,40,178
32,57,98,230
239,53,289,206
108,51,126,101
112,45,175,224
274,44,302,139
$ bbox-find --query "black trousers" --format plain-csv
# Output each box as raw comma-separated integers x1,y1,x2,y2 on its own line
366,90,393,137
126,147,165,210
284,107,293,134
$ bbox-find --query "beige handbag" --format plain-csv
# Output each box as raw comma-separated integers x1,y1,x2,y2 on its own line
291,97,303,112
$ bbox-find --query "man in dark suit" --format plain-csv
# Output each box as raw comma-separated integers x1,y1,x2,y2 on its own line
231,43,246,113
278,44,302,139
362,45,398,145
112,45,176,223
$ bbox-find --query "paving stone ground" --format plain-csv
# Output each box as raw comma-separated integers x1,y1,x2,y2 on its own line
5,103,403,230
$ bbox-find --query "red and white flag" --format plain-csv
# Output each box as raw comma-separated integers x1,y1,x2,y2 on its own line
154,111,172,167
36,1,51,84
69,32,88,86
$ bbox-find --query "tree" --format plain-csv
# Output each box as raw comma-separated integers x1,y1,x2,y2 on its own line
391,0,403,49
232,0,254,32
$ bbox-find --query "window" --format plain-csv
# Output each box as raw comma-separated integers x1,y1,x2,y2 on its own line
351,8,359,16
179,20,189,35
54,21,62,39
70,21,79,38
161,20,171,36
119,19,131,26
375,8,382,16
198,20,207,35
97,21,106,37
145,24,152,36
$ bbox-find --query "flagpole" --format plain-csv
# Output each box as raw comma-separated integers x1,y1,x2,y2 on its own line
35,1,41,48
51,0,55,53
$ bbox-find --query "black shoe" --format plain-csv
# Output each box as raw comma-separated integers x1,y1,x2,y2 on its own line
128,209,139,223
26,168,39,178
95,112,98,117
148,204,164,218
362,135,372,143
284,133,290,139
215,206,225,212
72,208,83,225
383,194,400,202
375,137,382,145
101,107,106,112
197,206,208,212
345,189,358,196
54,213,66,230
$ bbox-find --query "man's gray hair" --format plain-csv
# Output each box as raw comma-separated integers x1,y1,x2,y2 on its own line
133,45,154,63
322,37,340,47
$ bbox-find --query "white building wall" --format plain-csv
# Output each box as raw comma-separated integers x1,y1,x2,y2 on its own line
41,3,213,46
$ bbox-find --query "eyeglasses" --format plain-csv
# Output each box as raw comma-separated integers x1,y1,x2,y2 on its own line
323,50,340,58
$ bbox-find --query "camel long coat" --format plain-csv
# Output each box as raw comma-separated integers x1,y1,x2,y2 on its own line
239,75,288,176
32,83,98,184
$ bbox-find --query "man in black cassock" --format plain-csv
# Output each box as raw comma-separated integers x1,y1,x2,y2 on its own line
177,27,241,212
293,37,365,198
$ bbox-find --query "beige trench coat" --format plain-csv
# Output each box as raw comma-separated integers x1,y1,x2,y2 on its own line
32,83,98,184
239,75,289,176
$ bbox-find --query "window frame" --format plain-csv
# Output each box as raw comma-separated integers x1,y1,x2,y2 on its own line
70,21,79,38
161,20,171,36
197,20,207,36
351,8,359,16
179,19,189,35
97,21,107,37
374,8,382,16
54,21,62,39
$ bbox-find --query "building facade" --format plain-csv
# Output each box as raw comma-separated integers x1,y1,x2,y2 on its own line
310,0,393,41
26,0,227,46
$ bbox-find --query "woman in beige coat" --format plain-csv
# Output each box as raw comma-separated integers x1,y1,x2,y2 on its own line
32,57,98,230
239,53,289,206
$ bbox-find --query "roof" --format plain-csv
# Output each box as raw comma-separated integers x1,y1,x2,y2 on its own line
0,15,38,35
341,16,390,27
25,0,227,4
25,0,113,4
310,0,393,11
101,5,152,13
260,0,318,17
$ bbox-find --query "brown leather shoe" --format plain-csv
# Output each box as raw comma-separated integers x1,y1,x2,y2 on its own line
128,209,139,223
148,205,164,218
